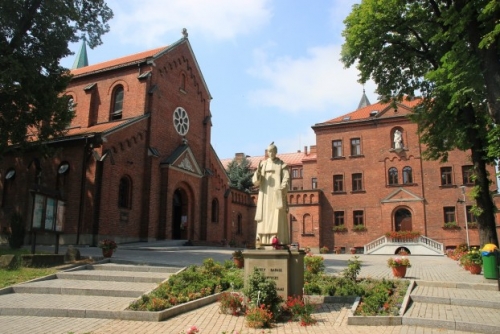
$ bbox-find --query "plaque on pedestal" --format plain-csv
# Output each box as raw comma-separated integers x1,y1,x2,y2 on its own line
242,249,305,300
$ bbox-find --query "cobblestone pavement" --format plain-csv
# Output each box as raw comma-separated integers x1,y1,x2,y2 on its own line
0,244,495,334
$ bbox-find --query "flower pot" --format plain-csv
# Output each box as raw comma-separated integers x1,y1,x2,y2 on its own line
102,248,113,258
233,258,244,269
350,248,356,254
392,266,407,278
468,263,482,275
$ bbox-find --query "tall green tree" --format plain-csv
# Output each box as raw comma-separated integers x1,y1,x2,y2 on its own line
341,0,499,246
0,0,113,156
227,156,254,192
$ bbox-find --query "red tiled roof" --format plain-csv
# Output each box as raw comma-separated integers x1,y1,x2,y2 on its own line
320,98,422,124
71,46,168,77
220,151,310,170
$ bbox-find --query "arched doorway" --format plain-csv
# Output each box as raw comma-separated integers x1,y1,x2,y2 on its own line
172,189,188,239
395,208,412,232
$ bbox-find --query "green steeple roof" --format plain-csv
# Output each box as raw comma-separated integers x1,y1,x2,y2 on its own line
72,40,88,69
357,89,371,109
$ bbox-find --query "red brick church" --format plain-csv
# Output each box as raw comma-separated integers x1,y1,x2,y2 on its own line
0,34,498,253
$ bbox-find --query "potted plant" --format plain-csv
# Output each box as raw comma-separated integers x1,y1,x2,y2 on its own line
443,221,460,230
387,257,411,278
334,246,342,254
232,249,244,268
385,231,421,240
460,247,482,274
304,254,325,274
99,239,117,258
352,224,367,232
319,246,329,254
350,247,357,254
332,224,347,232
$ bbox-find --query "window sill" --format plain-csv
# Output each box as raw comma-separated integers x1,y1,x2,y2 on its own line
331,191,347,195
349,155,365,159
387,183,417,187
350,190,366,194
179,88,187,94
301,233,315,237
439,184,456,189
331,156,346,160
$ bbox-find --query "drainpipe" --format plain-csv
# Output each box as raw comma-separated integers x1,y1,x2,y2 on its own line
417,132,428,236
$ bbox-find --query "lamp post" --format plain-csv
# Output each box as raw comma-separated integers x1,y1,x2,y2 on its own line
460,186,470,250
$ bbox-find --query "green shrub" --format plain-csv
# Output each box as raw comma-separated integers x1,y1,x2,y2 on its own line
243,268,282,320
342,256,361,281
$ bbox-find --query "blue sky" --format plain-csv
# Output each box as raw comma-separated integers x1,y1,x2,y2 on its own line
60,0,377,160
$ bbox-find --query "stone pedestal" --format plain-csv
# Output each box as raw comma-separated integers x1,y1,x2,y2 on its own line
242,249,305,300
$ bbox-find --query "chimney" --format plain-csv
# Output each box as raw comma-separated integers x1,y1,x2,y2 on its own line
309,145,317,155
304,146,308,155
235,153,244,163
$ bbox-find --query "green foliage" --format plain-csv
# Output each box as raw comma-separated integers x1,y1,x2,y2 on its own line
243,268,282,320
304,254,325,274
128,259,243,311
245,304,273,328
283,295,316,326
0,0,113,156
342,256,362,281
341,0,500,247
226,156,254,191
218,292,244,316
356,279,409,316
8,213,25,249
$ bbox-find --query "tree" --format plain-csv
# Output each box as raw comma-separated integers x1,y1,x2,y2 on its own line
341,0,499,246
227,156,254,192
0,0,113,156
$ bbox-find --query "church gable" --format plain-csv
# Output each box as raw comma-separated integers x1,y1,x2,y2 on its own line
162,145,203,177
381,187,423,203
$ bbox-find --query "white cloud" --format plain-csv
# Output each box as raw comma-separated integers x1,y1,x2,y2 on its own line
108,0,272,47
247,44,376,113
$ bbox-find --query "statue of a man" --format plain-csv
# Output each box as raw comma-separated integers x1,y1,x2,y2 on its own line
394,130,403,149
252,142,290,245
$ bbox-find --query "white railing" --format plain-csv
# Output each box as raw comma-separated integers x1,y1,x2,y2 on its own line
364,235,388,253
418,235,444,253
364,234,444,255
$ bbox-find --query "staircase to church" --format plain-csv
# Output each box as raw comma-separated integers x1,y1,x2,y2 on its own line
364,235,444,255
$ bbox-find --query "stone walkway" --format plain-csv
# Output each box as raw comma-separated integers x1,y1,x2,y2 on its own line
0,243,497,334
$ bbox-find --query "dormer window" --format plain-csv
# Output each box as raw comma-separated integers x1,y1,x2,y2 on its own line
111,86,124,120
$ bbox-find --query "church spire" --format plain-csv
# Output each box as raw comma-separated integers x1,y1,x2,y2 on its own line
72,39,88,69
357,88,371,109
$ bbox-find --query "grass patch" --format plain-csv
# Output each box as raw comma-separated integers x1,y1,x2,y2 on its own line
0,267,59,289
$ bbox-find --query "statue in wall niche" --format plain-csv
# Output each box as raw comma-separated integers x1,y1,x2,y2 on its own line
394,129,403,149
252,142,290,246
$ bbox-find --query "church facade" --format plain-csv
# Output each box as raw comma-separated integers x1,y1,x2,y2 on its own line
0,36,252,247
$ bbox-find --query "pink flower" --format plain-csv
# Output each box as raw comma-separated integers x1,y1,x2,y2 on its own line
186,325,199,334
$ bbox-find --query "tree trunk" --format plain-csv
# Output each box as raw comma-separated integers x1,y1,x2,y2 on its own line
464,106,499,247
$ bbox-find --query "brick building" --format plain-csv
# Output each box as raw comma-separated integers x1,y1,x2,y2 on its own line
0,35,251,247
222,94,500,253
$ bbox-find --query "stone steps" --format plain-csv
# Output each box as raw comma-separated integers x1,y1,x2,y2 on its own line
0,262,181,319
403,281,500,334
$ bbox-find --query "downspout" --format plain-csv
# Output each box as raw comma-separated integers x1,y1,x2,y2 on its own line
76,138,92,245
140,64,154,241
417,132,428,236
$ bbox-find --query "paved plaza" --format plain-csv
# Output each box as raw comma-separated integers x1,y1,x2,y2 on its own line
0,242,498,334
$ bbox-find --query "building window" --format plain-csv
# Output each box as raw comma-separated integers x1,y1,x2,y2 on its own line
312,177,317,189
466,206,477,224
333,175,344,192
388,167,398,185
350,138,361,156
303,214,313,235
443,207,456,223
67,96,75,113
403,166,413,184
462,165,474,185
211,198,219,223
353,210,364,226
441,167,453,186
118,176,132,209
334,211,345,226
352,173,363,191
111,86,124,120
292,169,299,178
332,140,343,158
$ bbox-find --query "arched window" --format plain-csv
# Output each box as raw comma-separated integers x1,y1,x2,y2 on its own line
118,176,132,209
211,198,219,223
403,166,413,184
111,86,124,120
180,73,186,90
303,214,313,235
388,167,398,185
237,213,242,235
